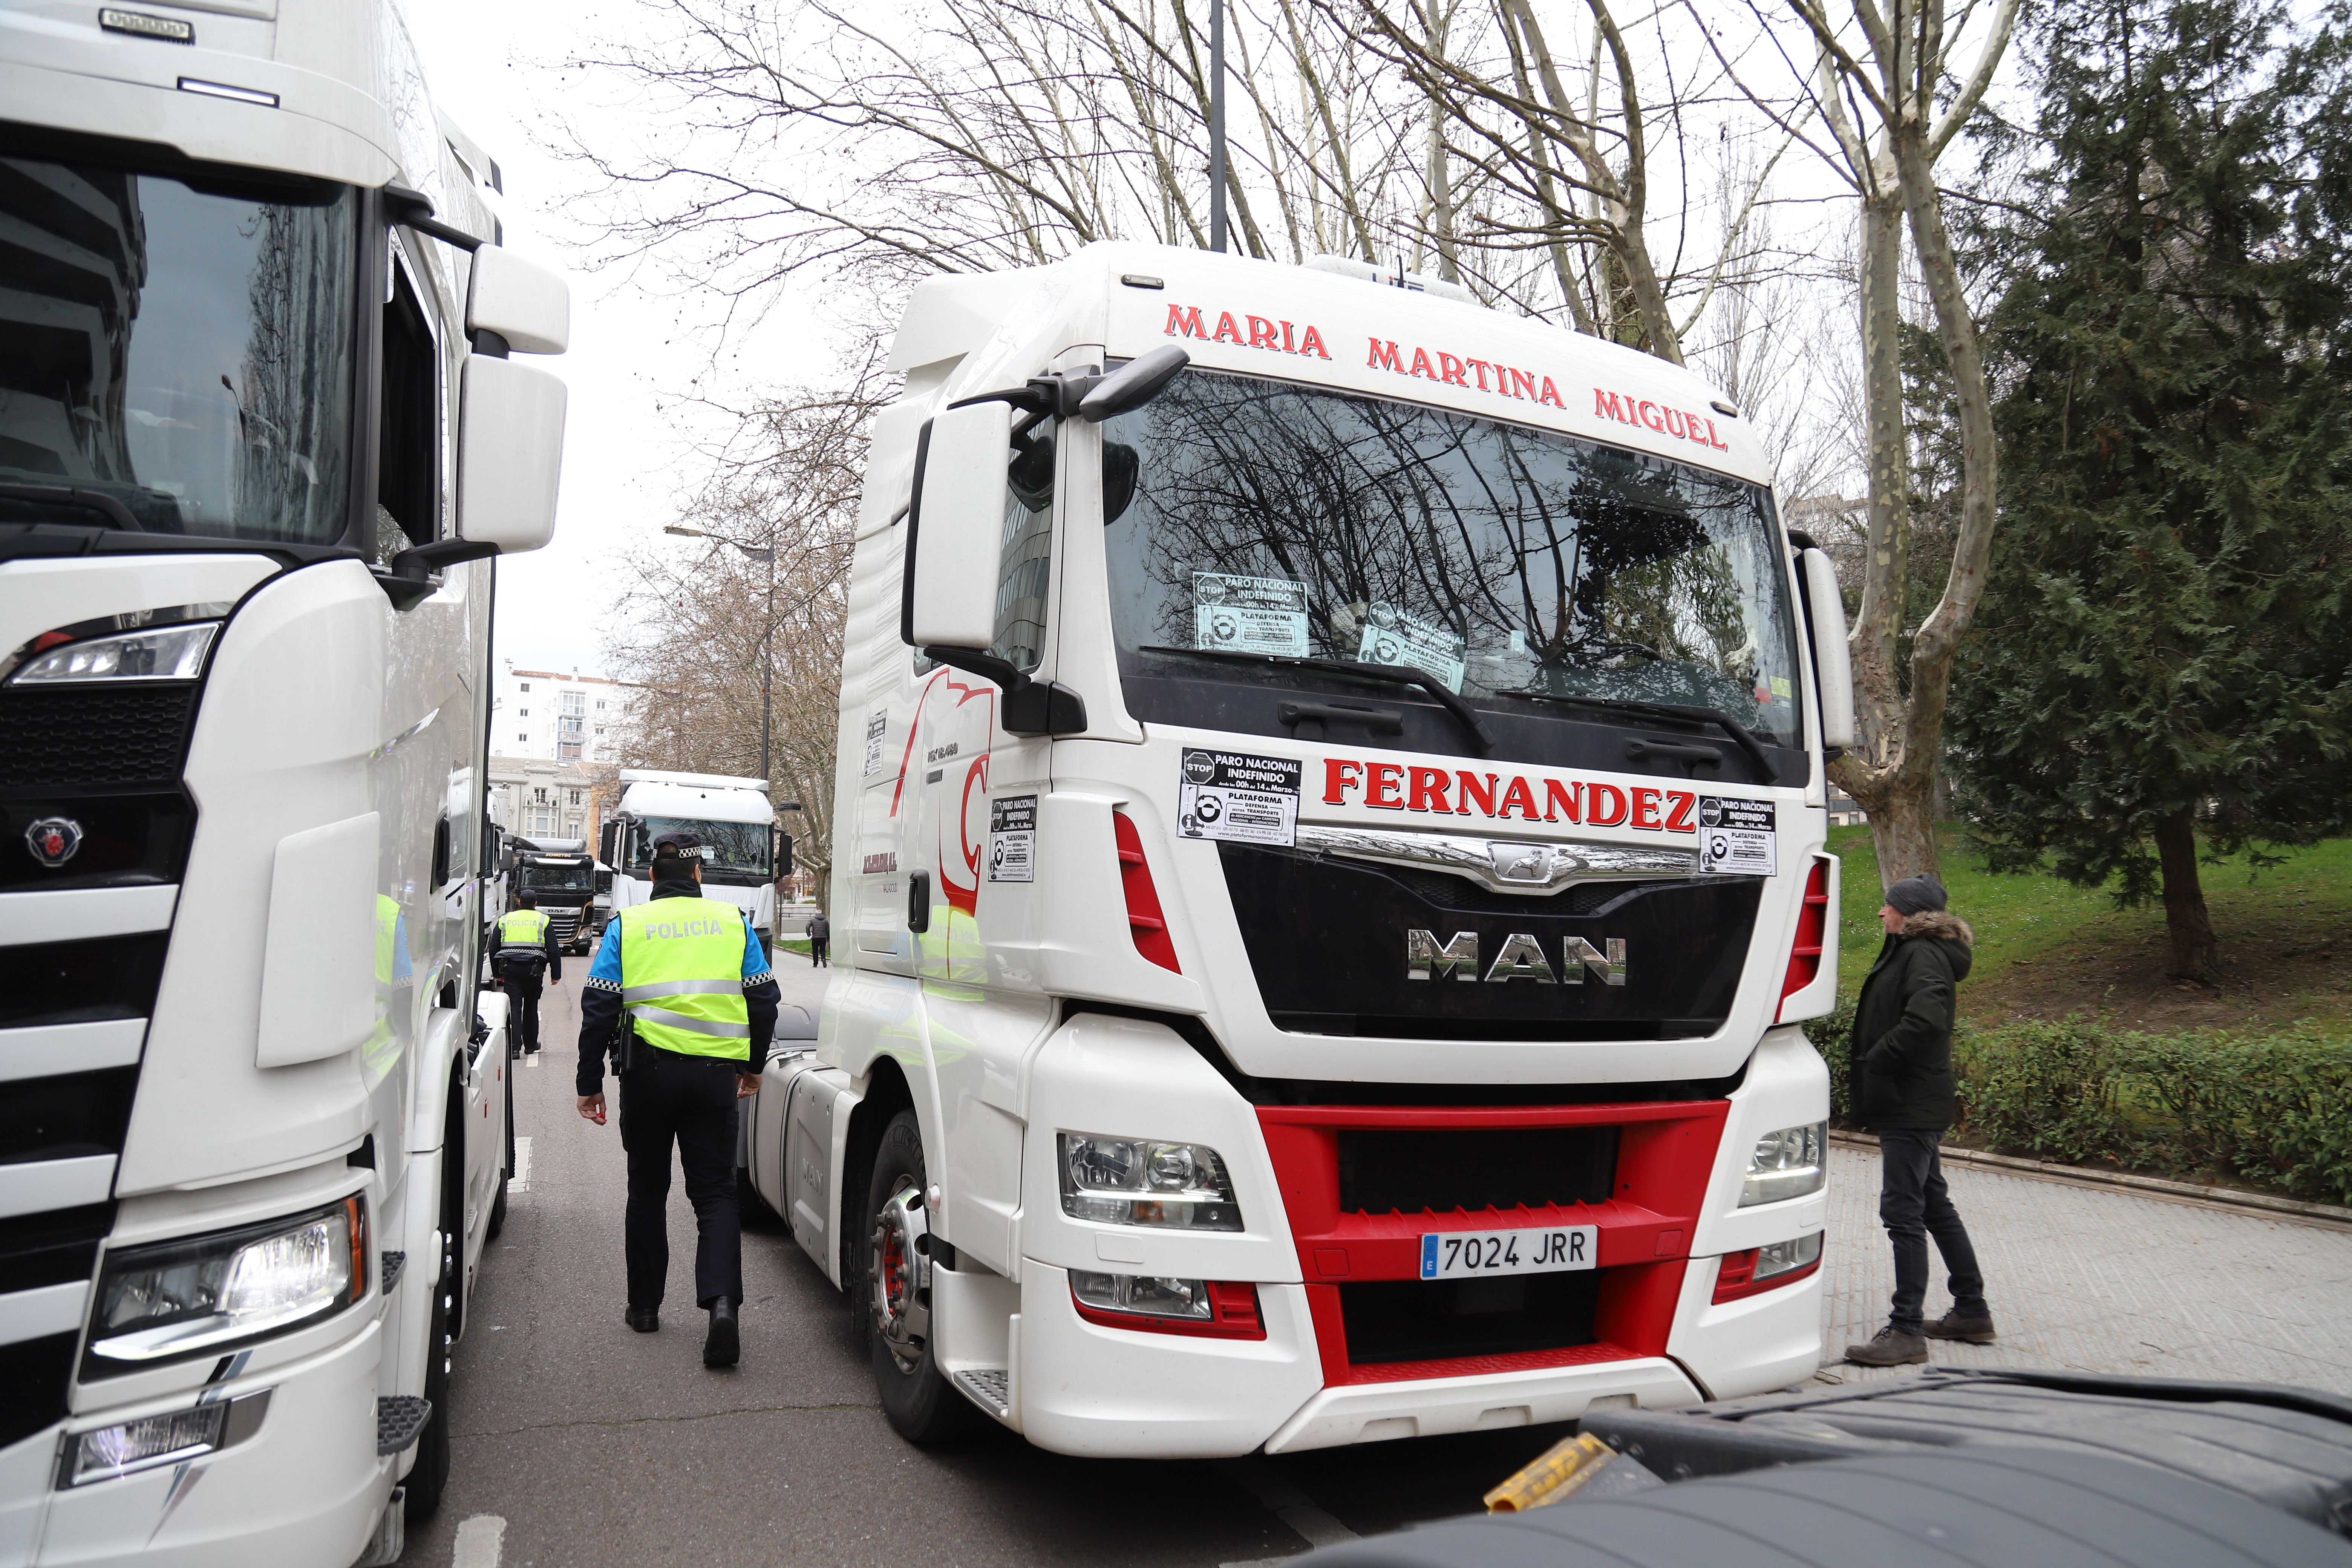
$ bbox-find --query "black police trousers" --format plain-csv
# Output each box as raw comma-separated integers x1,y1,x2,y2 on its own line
619,1048,744,1311
503,974,543,1053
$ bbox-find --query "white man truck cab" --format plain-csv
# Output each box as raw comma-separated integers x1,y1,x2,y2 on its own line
604,769,784,945
742,242,1857,1457
0,4,569,1562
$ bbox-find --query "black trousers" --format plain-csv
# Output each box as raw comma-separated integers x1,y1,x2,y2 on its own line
502,972,543,1052
1879,1127,1987,1332
809,937,829,967
619,1049,743,1311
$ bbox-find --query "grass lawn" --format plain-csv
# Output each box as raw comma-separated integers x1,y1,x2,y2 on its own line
1828,824,2352,1032
773,936,813,956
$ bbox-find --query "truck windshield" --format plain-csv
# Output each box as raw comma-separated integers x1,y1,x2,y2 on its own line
1101,369,1804,751
522,865,592,894
0,156,358,542
631,818,771,878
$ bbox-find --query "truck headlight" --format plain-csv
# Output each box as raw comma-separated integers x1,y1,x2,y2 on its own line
1059,1133,1242,1230
87,1198,365,1370
9,622,219,684
1739,1121,1827,1206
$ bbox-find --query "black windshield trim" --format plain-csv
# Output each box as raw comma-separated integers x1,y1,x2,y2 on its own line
1140,645,1495,752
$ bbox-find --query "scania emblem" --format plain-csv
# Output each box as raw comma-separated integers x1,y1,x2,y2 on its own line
26,816,83,868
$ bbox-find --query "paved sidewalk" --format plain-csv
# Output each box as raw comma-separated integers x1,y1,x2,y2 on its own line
1823,1144,2352,1391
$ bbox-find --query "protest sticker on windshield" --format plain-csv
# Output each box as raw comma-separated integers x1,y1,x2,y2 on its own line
1698,796,1776,876
1194,572,1310,657
1356,601,1467,692
1178,749,1303,847
988,795,1036,883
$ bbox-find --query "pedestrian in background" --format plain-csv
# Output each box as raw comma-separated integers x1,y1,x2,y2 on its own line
493,891,561,1056
807,908,830,967
1845,874,1997,1366
576,833,782,1368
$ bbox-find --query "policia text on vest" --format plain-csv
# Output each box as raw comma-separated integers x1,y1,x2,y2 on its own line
576,852,781,1367
493,897,564,1055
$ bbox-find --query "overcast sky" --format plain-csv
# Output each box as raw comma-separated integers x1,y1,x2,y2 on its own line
406,0,840,681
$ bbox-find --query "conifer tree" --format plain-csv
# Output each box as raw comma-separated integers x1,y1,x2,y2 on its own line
1949,0,2352,981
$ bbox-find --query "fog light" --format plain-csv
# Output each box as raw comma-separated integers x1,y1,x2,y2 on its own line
1059,1134,1242,1230
61,1389,270,1486
1068,1272,1267,1339
1739,1121,1827,1206
1712,1232,1825,1303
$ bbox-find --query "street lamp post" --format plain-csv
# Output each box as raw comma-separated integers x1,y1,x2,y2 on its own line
664,524,777,782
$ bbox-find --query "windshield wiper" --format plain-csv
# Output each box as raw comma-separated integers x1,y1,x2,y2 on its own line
1141,645,1496,753
1497,689,1776,780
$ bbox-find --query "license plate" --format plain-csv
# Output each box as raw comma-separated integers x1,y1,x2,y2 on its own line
1419,1225,1598,1280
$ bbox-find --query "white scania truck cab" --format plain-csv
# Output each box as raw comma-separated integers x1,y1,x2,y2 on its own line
603,769,783,943
0,5,570,1562
742,242,1857,1458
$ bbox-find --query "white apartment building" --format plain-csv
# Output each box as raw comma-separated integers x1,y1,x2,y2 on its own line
495,663,623,764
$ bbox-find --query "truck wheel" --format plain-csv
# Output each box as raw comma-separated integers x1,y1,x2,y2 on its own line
860,1110,974,1445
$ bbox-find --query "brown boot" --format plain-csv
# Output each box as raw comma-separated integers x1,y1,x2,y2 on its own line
1925,1309,1997,1344
1845,1325,1930,1366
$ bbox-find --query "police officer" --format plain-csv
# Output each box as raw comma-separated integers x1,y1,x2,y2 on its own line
576,832,781,1368
493,892,562,1055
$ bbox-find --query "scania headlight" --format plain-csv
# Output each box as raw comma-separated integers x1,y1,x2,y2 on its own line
1059,1133,1242,1230
88,1198,366,1369
1739,1121,1827,1207
9,621,219,684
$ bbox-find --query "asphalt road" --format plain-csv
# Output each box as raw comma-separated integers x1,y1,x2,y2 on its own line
399,967,1562,1568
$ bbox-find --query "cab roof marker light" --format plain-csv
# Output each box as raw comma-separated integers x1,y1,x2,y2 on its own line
100,8,193,41
178,78,279,108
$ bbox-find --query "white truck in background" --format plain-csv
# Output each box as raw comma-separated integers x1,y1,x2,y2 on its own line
743,242,1856,1459
0,5,569,1562
602,769,785,944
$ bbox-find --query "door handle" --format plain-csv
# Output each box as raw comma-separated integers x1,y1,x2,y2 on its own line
907,871,931,934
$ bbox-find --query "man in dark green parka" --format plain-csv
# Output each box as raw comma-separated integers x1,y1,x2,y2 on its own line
1845,874,1997,1366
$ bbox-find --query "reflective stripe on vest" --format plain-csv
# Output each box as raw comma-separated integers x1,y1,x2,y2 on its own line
615,898,750,1061
499,909,550,944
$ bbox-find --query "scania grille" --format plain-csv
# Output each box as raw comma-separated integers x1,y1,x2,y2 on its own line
0,685,196,789
1258,1100,1727,1385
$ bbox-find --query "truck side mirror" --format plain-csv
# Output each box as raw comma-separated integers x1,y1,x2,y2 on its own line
1078,344,1187,422
456,356,567,554
467,246,571,355
599,821,619,865
901,401,1011,650
777,832,794,879
1797,547,1856,749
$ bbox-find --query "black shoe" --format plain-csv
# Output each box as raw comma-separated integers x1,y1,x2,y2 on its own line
524,1044,541,1055
1925,1308,1997,1343
704,1299,740,1368
625,1305,659,1333
1845,1325,1930,1365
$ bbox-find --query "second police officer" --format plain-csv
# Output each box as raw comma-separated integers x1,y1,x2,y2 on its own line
575,832,781,1368
493,891,562,1056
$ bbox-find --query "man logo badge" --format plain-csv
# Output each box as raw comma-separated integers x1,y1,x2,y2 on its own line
25,816,83,868
1405,929,1626,985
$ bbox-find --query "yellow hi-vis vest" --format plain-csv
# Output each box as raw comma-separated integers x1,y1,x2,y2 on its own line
498,908,550,945
616,898,751,1061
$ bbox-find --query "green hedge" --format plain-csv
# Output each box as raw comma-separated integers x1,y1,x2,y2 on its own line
1806,1004,2352,1206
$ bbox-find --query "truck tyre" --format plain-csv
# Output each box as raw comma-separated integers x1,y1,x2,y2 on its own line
405,1085,464,1519
860,1110,974,1446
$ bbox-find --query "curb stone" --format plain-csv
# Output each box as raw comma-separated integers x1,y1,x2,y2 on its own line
1829,1130,2352,1229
